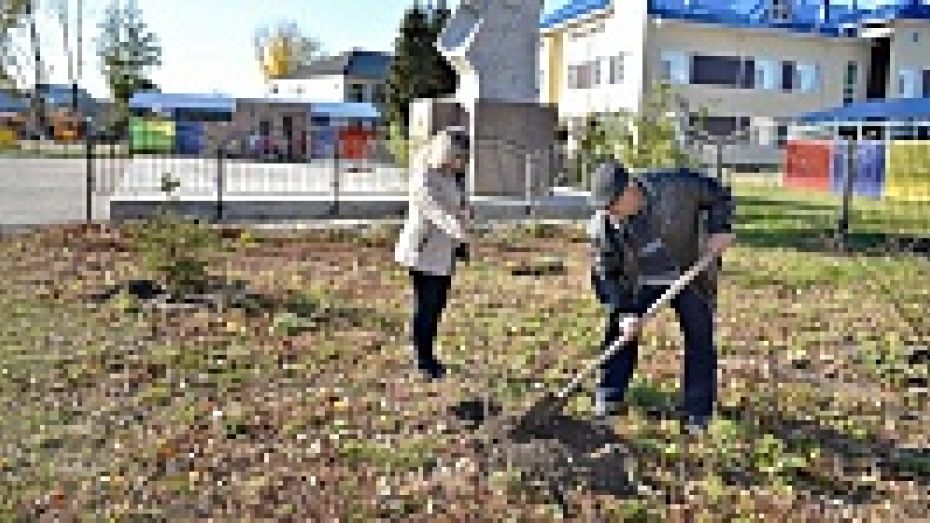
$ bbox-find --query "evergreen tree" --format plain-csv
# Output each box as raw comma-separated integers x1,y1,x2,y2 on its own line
384,4,457,133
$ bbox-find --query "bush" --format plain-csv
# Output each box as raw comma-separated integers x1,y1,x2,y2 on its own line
574,82,702,178
127,173,222,296
127,211,223,296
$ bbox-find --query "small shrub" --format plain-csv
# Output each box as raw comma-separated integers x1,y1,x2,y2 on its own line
127,211,222,297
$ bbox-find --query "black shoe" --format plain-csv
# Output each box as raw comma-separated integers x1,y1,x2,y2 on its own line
416,360,447,381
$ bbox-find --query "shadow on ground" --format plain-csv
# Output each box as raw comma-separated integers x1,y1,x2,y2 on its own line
463,381,929,513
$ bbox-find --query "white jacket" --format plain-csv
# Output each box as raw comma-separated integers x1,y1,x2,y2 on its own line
394,167,469,276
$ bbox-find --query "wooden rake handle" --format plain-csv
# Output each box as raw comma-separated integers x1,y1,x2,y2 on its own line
555,246,723,400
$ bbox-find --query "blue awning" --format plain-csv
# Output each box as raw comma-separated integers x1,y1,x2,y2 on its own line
129,92,236,113
797,99,930,124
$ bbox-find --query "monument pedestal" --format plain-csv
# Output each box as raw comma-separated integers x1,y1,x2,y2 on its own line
410,98,557,199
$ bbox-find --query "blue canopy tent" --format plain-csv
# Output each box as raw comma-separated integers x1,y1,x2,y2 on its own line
789,98,930,199
798,99,930,124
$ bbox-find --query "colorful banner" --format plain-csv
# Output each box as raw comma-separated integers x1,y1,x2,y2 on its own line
830,140,885,199
886,140,930,201
130,116,176,153
784,140,832,191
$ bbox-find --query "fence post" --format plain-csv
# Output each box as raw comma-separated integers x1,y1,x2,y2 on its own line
85,129,94,223
525,151,533,217
837,138,857,249
331,142,340,217
216,148,224,223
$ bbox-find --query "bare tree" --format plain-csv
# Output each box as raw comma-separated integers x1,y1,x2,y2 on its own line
51,0,83,113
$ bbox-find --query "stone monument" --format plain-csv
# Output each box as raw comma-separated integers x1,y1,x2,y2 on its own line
410,0,557,198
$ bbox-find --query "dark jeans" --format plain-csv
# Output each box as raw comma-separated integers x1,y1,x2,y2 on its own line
409,269,452,368
599,284,717,419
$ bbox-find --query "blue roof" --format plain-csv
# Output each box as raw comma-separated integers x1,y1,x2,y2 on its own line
542,0,930,35
129,92,236,112
798,98,930,123
310,102,380,120
345,51,391,80
541,0,610,29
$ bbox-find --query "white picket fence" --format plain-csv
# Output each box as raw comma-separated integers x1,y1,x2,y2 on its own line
109,157,409,198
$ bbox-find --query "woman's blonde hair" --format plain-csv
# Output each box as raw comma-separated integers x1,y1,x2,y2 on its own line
414,126,470,172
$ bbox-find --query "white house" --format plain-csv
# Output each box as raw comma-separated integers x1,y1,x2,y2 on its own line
267,49,392,104
540,0,930,161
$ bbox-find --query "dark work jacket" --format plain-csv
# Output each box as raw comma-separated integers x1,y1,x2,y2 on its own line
589,168,734,309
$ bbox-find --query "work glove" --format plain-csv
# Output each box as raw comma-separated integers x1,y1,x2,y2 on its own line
618,314,643,340
455,242,471,263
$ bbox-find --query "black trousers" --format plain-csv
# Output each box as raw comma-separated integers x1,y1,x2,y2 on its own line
600,284,717,419
409,269,452,367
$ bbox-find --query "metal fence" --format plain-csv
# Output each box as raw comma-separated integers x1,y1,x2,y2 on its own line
87,135,410,221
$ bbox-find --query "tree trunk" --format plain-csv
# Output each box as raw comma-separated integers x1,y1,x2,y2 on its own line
27,0,45,138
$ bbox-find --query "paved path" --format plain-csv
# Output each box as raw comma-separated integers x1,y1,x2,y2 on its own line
0,158,113,229
0,157,593,230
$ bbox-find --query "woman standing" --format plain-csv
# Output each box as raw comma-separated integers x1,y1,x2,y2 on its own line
394,127,473,380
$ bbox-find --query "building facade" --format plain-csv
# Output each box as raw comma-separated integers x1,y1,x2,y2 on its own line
540,0,930,160
267,49,391,105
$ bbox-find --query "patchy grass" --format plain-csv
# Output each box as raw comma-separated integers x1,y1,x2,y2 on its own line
0,199,928,519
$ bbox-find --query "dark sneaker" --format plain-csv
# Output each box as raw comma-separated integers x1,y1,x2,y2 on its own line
416,359,447,381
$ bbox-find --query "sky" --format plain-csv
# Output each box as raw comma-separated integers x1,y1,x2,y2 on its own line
6,0,566,99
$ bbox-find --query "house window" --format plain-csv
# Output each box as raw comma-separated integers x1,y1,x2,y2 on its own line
581,61,596,89
595,58,604,86
348,83,366,102
781,61,796,91
756,59,779,90
372,84,386,104
568,61,597,89
660,51,689,85
844,61,858,105
797,63,819,93
898,69,918,98
690,54,743,88
610,54,625,84
776,125,788,148
753,60,778,90
923,70,930,98
742,59,756,89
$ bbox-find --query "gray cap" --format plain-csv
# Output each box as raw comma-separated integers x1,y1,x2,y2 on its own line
589,158,631,209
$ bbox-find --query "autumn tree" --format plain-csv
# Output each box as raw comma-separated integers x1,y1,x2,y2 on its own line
254,21,321,81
